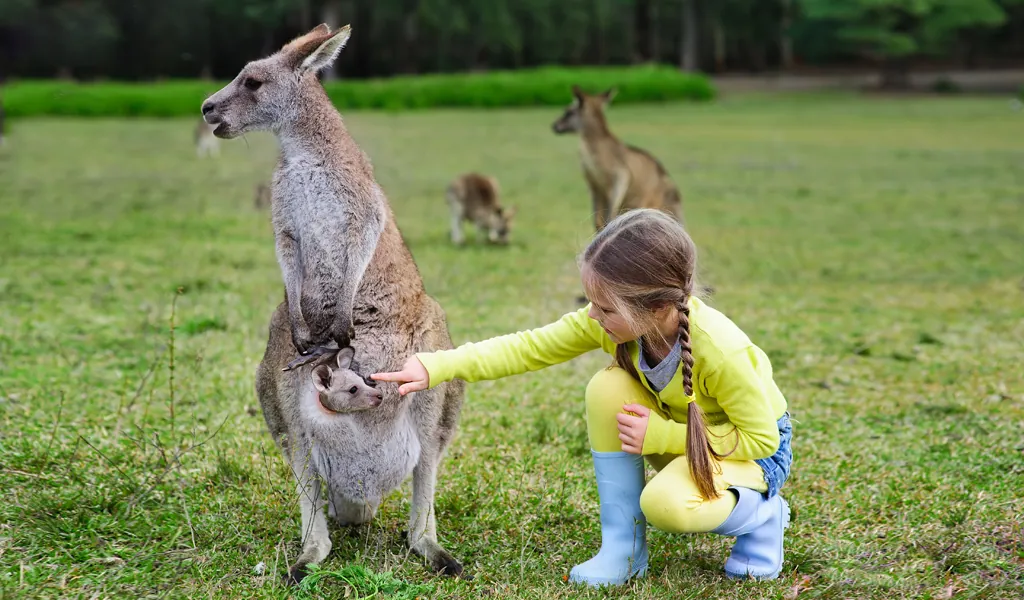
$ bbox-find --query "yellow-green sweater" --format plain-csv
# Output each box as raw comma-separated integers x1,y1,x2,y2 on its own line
417,297,788,460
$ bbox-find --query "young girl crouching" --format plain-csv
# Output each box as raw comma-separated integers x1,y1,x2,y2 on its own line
373,209,793,585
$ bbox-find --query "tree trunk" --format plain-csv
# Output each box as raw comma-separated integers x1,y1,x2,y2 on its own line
780,0,794,70
320,1,342,80
299,0,312,31
713,15,725,72
402,10,419,74
650,1,659,62
635,0,651,63
880,57,911,89
680,0,699,71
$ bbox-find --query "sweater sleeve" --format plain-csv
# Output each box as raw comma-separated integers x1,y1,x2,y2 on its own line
416,306,606,387
642,346,781,460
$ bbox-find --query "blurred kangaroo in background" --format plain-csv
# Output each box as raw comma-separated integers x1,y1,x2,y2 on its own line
253,182,271,209
203,24,466,583
446,173,517,245
552,85,683,231
194,117,219,157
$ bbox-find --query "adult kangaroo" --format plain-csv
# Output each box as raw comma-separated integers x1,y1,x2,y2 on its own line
201,24,466,583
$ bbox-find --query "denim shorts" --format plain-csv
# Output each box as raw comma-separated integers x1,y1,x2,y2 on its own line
754,412,793,498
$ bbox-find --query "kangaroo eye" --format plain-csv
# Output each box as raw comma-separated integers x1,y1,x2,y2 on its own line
243,78,263,91
348,386,358,394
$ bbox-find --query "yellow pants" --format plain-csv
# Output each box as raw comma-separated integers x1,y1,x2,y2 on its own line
585,366,768,533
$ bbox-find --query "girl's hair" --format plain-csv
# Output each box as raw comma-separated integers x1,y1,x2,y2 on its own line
580,209,731,500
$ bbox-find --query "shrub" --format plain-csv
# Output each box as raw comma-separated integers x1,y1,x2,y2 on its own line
2,65,714,118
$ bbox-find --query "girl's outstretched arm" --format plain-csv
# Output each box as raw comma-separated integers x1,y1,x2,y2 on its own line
372,306,610,394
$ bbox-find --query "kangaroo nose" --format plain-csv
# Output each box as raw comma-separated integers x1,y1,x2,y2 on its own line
201,101,215,115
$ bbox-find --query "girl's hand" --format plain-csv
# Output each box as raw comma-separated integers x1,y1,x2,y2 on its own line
616,404,651,455
370,356,429,396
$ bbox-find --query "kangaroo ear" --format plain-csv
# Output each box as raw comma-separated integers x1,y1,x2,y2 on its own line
335,346,355,370
571,84,585,101
289,24,351,75
312,365,333,393
504,206,517,220
601,87,618,103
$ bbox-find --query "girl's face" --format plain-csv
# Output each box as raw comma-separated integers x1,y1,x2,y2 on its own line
582,267,680,346
586,295,636,344
582,271,639,344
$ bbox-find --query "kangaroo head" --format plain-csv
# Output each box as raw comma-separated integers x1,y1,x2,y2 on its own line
488,205,517,245
310,347,383,413
551,85,617,134
201,23,351,139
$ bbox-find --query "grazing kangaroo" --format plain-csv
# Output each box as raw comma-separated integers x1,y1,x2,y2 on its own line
204,24,466,583
194,117,219,158
446,173,517,245
551,85,682,231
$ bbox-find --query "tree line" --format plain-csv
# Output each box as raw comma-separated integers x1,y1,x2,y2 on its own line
1,0,1022,87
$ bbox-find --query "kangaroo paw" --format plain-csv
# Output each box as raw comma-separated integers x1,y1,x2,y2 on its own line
282,346,339,371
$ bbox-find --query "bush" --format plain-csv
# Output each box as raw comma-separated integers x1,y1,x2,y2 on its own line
1,66,714,117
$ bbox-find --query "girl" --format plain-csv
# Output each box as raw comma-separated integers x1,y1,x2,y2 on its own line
372,209,793,586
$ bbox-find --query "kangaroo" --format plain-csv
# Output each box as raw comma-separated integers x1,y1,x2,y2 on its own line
253,182,271,209
194,117,219,158
551,85,683,232
204,24,466,583
310,346,383,413
445,173,517,245
203,24,369,361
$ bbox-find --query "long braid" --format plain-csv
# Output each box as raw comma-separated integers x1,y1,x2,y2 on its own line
679,296,724,500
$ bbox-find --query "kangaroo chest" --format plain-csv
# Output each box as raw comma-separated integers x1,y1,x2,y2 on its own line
273,155,351,238
302,397,421,504
578,140,615,185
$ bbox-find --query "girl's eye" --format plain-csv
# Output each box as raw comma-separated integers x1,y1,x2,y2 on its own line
243,78,262,91
348,386,358,394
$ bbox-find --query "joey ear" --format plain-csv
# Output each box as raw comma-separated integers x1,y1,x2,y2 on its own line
335,346,355,370
292,24,351,75
601,87,618,103
312,365,333,393
571,84,584,101
504,206,517,220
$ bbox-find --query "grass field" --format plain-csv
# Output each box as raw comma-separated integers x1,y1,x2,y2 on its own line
1,93,1022,599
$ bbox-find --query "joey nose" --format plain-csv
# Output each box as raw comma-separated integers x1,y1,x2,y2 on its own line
201,101,215,116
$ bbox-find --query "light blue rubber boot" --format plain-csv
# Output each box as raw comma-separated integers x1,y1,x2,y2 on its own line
711,487,791,580
568,451,649,587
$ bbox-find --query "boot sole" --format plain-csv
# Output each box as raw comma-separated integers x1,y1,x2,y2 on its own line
724,497,790,581
568,564,649,587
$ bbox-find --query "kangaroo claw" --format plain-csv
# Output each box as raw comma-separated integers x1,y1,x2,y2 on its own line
282,345,339,371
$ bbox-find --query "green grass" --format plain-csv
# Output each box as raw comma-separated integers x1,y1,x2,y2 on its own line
1,92,1023,599
0,66,713,117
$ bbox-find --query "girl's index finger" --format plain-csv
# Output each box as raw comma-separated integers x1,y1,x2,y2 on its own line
370,370,407,382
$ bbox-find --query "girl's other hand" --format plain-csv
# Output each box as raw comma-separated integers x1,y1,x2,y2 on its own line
616,404,651,455
370,356,430,396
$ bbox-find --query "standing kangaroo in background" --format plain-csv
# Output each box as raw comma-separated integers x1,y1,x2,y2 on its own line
201,24,466,583
552,85,683,232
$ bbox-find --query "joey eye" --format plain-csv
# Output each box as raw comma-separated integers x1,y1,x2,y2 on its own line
348,386,358,394
243,78,263,91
